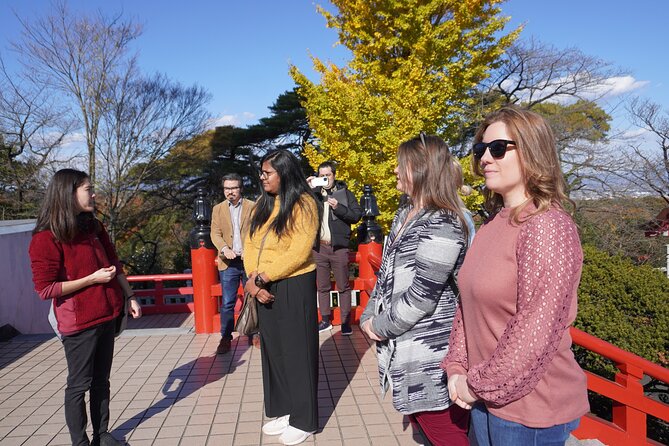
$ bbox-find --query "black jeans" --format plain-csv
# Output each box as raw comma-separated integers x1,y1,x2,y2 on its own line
61,320,115,446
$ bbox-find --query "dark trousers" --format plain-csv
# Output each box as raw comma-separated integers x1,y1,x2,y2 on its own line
219,258,248,339
313,245,351,323
61,320,115,446
259,270,319,432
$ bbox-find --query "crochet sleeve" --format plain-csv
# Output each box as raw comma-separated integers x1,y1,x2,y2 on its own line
466,210,582,406
441,302,469,376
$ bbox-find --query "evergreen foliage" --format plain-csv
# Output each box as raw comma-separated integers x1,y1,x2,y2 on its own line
576,244,669,376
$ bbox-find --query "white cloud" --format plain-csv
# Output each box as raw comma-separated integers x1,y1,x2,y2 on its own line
499,75,650,105
61,132,86,148
207,112,257,129
621,128,648,139
209,115,238,127
582,76,650,100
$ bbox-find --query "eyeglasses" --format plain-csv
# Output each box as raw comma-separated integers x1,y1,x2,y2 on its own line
223,186,240,191
259,170,277,179
472,139,516,159
419,132,427,150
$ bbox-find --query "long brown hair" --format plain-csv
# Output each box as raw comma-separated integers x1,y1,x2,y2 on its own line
397,134,469,241
472,106,573,222
34,168,94,242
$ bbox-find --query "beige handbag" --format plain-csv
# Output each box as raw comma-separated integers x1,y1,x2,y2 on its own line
234,232,268,335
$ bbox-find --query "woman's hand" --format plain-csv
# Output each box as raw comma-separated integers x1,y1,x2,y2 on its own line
361,318,386,341
89,265,117,284
245,271,274,304
255,289,275,304
128,297,142,318
244,272,258,294
448,374,476,410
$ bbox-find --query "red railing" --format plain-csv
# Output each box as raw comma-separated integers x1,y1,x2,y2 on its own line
570,328,668,445
128,245,668,445
126,274,194,315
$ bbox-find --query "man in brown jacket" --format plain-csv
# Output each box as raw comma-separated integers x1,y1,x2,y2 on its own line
210,173,256,354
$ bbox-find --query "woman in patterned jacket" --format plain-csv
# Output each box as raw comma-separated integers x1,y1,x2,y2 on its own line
360,134,470,446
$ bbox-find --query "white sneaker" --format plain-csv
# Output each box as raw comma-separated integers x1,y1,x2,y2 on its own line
262,415,290,436
279,425,316,445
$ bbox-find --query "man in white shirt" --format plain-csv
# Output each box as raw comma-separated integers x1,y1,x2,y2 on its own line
210,173,256,354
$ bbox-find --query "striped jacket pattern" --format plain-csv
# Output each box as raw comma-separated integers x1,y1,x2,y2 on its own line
360,206,466,414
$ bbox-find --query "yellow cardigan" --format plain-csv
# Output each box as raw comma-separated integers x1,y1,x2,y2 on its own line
243,194,318,281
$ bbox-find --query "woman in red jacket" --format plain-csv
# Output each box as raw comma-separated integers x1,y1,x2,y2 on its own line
29,169,141,446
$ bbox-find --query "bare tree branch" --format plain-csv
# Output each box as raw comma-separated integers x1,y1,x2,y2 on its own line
11,0,142,183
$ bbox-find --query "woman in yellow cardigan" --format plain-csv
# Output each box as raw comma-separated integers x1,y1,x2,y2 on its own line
244,149,321,446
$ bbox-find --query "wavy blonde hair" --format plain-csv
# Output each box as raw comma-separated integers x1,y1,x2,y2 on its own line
472,106,573,222
397,134,469,241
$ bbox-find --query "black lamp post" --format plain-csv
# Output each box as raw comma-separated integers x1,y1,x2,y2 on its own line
357,184,384,244
189,187,214,249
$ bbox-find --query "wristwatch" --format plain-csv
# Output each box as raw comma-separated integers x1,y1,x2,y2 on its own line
255,275,266,288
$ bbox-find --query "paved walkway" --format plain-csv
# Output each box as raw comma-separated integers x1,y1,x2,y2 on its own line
0,315,424,446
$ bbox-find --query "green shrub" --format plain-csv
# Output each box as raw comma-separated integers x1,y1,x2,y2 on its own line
576,244,669,377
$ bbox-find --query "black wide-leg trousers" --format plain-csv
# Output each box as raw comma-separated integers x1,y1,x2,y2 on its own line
258,270,319,432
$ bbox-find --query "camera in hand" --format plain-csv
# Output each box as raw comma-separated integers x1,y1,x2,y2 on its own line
312,176,328,187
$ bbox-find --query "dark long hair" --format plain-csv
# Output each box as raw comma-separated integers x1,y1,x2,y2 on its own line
249,150,320,238
33,168,95,242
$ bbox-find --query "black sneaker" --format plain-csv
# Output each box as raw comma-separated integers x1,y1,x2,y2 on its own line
318,320,332,332
341,323,352,336
91,432,124,446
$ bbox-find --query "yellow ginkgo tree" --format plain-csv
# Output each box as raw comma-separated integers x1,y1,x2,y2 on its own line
291,0,518,229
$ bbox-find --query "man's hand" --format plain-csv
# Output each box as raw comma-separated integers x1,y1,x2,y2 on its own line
221,246,237,260
306,176,316,189
327,197,338,209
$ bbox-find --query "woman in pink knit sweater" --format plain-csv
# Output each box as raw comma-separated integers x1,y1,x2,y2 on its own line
441,106,589,445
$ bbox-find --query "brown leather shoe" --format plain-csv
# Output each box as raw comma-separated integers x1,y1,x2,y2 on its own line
252,334,261,349
216,338,231,354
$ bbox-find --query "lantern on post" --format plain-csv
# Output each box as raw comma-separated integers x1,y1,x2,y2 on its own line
189,187,218,333
190,188,214,249
354,184,384,322
357,184,383,244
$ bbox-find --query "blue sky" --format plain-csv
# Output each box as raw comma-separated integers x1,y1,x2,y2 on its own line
1,0,666,131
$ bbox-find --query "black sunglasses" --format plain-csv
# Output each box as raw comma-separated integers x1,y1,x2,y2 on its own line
472,139,516,159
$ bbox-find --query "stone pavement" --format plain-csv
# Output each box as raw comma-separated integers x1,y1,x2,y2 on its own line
0,315,424,446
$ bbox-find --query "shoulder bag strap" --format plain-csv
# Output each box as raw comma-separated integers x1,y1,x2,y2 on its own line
256,230,270,270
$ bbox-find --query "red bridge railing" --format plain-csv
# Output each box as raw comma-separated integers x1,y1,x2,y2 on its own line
570,328,668,445
127,243,668,445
